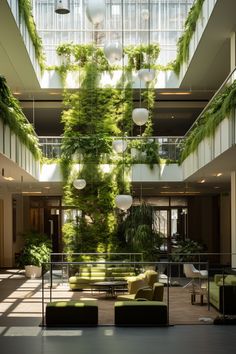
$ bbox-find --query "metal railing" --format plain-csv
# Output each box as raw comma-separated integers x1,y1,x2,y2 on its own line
39,135,184,161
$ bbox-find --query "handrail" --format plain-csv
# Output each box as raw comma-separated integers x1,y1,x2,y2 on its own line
41,259,209,327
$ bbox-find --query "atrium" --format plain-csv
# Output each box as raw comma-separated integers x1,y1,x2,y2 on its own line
0,0,236,350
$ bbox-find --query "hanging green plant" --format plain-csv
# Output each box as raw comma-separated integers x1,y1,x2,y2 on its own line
180,79,236,163
18,0,45,71
0,76,41,159
173,0,205,75
124,44,160,71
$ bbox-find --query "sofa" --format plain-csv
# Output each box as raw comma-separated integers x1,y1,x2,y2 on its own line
68,265,136,290
209,274,236,314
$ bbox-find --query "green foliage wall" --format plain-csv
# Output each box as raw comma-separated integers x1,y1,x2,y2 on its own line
59,43,159,255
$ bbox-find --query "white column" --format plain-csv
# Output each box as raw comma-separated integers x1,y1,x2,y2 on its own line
230,32,236,72
231,171,236,268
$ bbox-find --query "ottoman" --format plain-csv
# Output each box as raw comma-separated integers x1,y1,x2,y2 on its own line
114,300,168,326
45,300,98,327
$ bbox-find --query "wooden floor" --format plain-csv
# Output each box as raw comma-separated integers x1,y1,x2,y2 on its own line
0,269,218,326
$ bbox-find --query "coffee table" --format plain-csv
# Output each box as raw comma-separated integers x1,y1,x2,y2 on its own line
91,281,127,298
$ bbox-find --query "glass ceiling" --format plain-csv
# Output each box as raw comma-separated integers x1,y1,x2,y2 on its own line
33,0,194,66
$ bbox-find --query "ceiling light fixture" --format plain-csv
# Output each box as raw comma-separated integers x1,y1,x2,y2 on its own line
104,42,122,64
55,0,70,14
22,191,42,194
200,179,206,183
159,92,191,95
114,0,132,211
86,0,105,25
112,139,127,153
216,173,222,177
73,179,86,190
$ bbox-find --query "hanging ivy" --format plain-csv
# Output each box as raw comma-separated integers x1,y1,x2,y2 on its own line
18,0,45,71
173,0,205,75
179,80,236,163
0,76,41,159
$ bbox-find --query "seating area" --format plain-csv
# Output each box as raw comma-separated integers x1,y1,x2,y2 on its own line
43,262,236,326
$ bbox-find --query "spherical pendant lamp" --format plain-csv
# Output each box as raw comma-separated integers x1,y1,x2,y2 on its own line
115,195,133,210
132,108,149,126
112,139,127,153
73,179,86,190
138,68,155,82
55,0,70,14
104,42,122,64
141,9,149,20
86,0,105,25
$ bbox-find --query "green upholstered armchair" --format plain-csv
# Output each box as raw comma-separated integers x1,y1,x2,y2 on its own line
117,282,164,301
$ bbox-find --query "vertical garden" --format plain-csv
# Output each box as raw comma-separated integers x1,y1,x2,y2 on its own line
58,44,159,256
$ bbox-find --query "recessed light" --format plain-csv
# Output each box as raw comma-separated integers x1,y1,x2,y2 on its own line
22,191,42,194
171,115,175,119
159,92,191,95
216,173,222,177
199,179,206,183
3,176,14,181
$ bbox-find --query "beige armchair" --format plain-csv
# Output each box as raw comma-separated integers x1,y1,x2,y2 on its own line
126,269,158,293
117,282,164,301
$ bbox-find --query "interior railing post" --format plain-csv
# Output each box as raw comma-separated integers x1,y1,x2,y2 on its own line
50,261,52,302
167,261,170,326
41,262,45,327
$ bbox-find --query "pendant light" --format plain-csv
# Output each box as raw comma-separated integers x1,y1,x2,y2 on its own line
55,0,70,14
132,108,149,126
73,179,86,190
138,68,155,82
114,0,132,211
138,0,155,82
112,139,127,153
86,0,105,25
115,195,133,211
104,42,123,64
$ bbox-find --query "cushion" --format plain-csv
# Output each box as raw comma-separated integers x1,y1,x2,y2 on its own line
224,275,236,285
127,278,148,294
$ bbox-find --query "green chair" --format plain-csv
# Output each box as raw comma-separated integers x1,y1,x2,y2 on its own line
117,282,164,301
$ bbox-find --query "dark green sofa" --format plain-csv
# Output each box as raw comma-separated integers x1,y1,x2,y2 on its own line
209,274,236,315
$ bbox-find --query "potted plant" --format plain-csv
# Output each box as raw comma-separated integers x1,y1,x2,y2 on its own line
17,231,52,278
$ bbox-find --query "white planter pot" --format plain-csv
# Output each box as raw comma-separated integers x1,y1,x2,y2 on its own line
25,265,42,279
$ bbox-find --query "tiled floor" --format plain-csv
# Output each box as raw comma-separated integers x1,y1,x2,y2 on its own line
0,269,235,354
